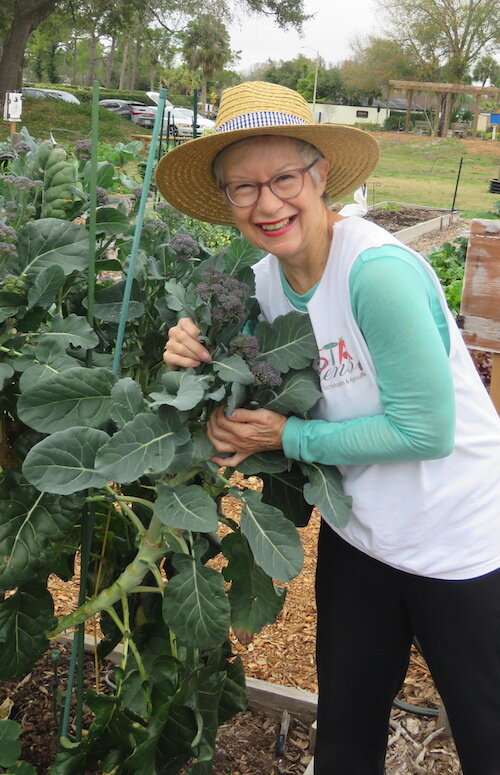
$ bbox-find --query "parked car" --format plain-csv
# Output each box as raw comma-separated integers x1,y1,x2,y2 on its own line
145,91,174,110
175,108,215,132
22,87,80,105
99,99,156,128
165,107,203,137
146,91,201,135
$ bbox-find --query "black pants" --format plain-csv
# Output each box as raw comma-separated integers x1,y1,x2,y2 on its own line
314,521,500,775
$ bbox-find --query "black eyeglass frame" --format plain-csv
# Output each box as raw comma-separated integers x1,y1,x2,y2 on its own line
219,158,321,207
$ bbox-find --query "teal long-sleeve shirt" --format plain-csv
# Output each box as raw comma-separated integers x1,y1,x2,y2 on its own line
280,244,456,466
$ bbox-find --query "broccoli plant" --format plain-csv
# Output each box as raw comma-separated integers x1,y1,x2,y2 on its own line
0,149,351,773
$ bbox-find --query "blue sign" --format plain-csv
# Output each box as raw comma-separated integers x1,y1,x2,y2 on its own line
490,114,500,125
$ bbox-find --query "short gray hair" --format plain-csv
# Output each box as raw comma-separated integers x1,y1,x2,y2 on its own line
212,136,325,189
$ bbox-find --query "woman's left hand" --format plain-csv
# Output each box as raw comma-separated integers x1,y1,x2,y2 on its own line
207,406,287,468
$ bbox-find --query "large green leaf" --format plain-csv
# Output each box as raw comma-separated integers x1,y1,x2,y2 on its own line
207,643,247,724
18,346,79,391
51,692,144,775
0,719,21,767
23,427,109,494
0,485,84,588
260,464,314,528
222,532,285,642
161,279,199,318
4,762,37,775
35,314,99,352
15,218,89,277
0,585,54,678
225,381,246,415
301,462,352,528
162,552,230,649
237,450,289,475
0,290,27,323
191,667,226,764
239,489,303,582
0,363,14,389
254,311,318,373
110,377,145,428
149,370,209,411
259,368,322,415
18,367,116,433
211,355,254,385
222,237,264,277
126,672,198,773
95,411,190,483
27,263,65,309
81,160,115,191
89,280,144,322
95,206,133,236
154,484,218,532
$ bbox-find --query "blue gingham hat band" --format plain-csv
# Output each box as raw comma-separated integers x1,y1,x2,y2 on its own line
216,111,309,133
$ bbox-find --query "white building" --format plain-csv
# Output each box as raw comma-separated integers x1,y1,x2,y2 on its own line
309,104,390,126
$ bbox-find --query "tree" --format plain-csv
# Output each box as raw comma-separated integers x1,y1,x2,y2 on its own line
1,0,307,102
340,36,422,103
473,55,499,86
180,13,233,113
297,66,347,104
261,56,311,90
378,0,500,84
0,0,57,98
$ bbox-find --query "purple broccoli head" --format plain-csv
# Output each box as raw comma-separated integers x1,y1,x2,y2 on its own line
169,233,200,261
229,333,260,361
251,359,282,387
195,266,251,327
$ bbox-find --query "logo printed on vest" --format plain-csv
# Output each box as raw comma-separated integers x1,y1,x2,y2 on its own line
315,337,366,389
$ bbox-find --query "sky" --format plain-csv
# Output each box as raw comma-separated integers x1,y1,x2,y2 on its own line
227,0,383,74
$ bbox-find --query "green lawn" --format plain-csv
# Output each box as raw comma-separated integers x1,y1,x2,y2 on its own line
366,135,499,218
1,97,151,146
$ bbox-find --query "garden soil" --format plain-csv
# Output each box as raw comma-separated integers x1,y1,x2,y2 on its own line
1,220,485,774
363,206,456,232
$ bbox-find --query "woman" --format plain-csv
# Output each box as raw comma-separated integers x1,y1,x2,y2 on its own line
156,81,500,774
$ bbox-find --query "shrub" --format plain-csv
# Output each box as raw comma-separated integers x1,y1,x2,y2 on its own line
425,237,468,315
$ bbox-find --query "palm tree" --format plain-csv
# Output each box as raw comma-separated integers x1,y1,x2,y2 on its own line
472,55,499,87
180,13,233,114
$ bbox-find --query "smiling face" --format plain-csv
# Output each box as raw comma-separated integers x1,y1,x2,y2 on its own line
218,136,331,267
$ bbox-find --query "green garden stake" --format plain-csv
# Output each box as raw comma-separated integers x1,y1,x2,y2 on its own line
112,88,168,376
60,79,100,743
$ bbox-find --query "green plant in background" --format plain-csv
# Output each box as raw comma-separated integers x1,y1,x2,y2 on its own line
425,237,468,315
155,202,237,252
0,142,351,773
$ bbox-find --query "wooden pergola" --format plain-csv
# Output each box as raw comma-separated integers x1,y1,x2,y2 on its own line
388,80,500,138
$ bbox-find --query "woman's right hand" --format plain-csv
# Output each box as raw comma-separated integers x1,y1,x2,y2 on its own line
163,317,211,369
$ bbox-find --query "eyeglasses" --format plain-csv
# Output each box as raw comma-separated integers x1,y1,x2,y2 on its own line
220,158,320,207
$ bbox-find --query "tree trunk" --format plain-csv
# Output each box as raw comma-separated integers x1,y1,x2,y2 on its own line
201,73,207,116
71,33,77,86
119,39,129,90
47,41,58,83
0,0,57,101
129,38,141,91
105,36,116,88
87,32,98,87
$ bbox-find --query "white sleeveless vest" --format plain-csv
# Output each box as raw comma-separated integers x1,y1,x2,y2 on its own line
253,216,500,580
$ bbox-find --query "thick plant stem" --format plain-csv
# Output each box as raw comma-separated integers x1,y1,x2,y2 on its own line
46,515,167,639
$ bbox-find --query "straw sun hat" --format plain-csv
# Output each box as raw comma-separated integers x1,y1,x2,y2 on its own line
155,81,380,226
